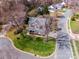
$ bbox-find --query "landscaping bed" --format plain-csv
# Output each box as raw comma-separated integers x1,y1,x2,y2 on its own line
7,30,56,56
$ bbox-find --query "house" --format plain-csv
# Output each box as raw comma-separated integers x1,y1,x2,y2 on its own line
29,17,51,35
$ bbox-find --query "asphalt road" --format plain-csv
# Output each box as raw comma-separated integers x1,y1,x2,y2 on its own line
55,9,74,59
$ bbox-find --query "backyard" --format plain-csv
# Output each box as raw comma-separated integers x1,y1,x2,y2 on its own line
7,30,56,56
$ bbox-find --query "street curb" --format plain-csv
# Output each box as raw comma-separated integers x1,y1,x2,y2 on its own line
65,9,74,59
67,11,76,59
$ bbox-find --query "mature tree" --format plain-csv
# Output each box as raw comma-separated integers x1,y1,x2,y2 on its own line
0,0,27,35
0,0,26,25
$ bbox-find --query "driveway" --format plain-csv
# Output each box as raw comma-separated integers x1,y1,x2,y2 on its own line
55,9,74,59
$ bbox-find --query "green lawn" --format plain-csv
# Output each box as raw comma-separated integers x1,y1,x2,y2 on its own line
71,40,79,59
71,41,75,55
75,41,79,54
7,30,56,56
70,13,79,34
70,20,79,34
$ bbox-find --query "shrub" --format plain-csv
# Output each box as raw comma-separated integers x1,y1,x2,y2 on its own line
14,28,23,35
36,37,43,41
24,17,29,24
37,5,49,15
0,25,2,31
71,17,76,21
26,35,33,40
43,5,49,14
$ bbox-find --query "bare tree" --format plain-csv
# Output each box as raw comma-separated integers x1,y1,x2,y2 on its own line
0,0,26,25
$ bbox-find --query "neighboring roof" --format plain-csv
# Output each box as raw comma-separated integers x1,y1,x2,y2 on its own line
48,2,66,12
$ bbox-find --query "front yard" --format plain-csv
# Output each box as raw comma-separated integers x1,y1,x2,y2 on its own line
75,41,79,55
70,21,79,34
7,30,56,56
70,13,79,34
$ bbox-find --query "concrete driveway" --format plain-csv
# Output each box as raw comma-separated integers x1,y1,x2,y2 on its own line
55,9,74,59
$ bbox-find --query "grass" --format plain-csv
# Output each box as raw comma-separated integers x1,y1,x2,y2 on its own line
7,29,19,40
75,41,79,54
70,40,77,59
7,30,56,56
70,20,79,34
70,13,79,34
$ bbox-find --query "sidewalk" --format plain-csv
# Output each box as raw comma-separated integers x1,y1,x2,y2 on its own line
73,34,79,40
0,33,5,37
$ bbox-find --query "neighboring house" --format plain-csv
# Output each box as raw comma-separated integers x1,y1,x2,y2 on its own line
29,17,51,35
64,0,79,12
48,2,65,12
48,2,65,18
